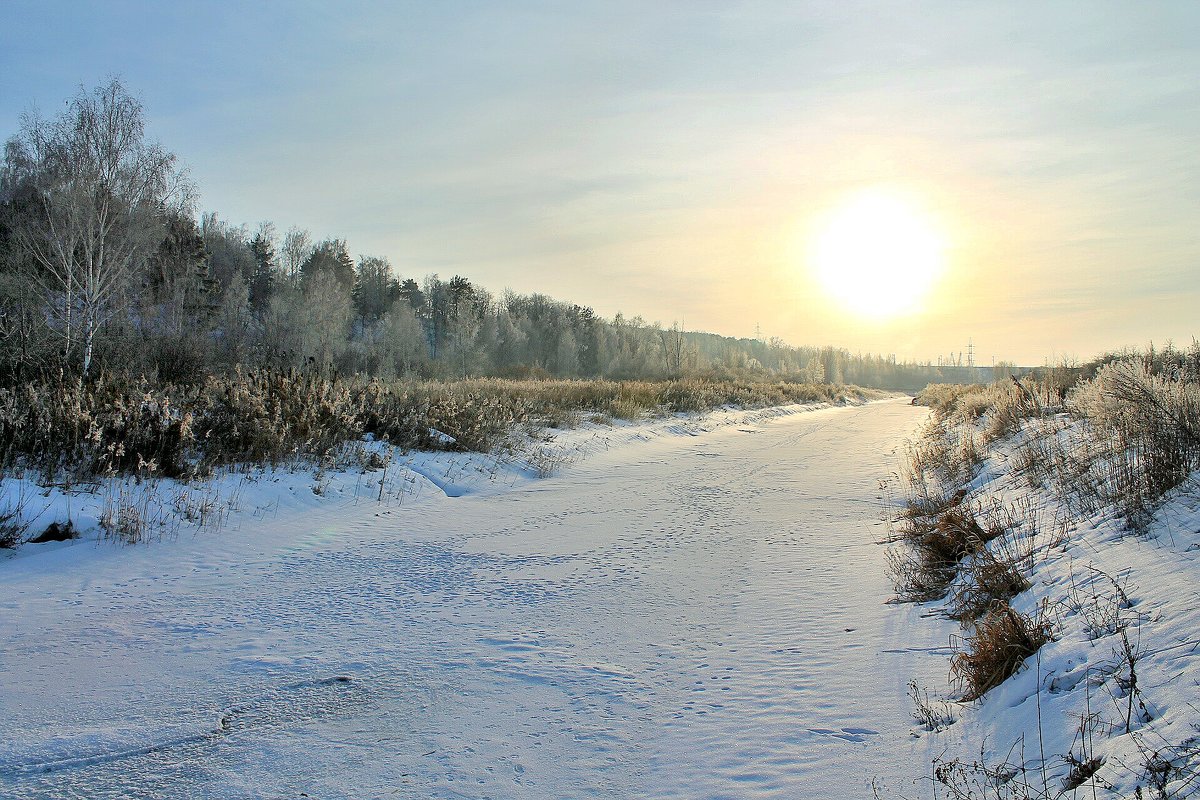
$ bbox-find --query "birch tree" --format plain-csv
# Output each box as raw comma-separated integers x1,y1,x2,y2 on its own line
1,79,191,375
280,227,312,288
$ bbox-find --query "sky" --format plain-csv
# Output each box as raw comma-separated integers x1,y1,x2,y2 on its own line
2,1,1198,365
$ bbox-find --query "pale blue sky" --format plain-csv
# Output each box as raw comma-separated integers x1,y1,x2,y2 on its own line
3,1,1198,364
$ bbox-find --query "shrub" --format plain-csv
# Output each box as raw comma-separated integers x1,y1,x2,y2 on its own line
950,601,1054,701
921,505,990,564
0,376,197,479
903,418,984,497
982,378,1045,443
914,384,987,420
888,490,988,602
194,368,361,466
1067,358,1200,530
887,542,958,603
916,379,1052,448
0,502,29,548
950,550,1031,623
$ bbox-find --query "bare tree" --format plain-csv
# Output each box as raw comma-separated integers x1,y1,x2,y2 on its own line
659,321,686,377
1,79,191,376
280,226,312,287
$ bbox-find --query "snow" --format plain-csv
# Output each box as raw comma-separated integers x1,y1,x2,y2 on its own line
908,415,1200,799
0,399,953,799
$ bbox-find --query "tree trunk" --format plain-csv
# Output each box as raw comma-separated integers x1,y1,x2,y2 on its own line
82,311,95,378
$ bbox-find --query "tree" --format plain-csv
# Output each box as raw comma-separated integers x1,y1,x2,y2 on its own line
397,277,425,312
280,226,311,287
378,300,426,376
301,238,355,290
0,270,52,381
570,304,603,376
659,321,686,377
492,309,527,369
247,222,277,312
0,79,191,376
423,274,447,359
301,271,352,371
352,255,397,324
140,209,219,377
201,213,255,290
144,210,214,330
555,329,580,376
215,275,254,364
260,273,351,373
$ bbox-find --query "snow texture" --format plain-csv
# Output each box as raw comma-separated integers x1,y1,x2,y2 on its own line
1,400,949,799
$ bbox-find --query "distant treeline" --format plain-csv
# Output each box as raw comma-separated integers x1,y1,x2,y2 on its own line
1,80,980,392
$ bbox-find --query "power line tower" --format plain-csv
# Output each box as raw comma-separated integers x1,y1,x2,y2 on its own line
967,338,976,369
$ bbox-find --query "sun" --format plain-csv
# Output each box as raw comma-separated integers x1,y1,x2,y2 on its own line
809,187,946,319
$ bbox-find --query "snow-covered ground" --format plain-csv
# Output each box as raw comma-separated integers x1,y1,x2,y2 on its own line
0,399,951,799
903,417,1200,799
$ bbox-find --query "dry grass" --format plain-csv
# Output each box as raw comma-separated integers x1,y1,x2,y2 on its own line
888,490,999,602
1067,359,1200,530
920,505,991,564
949,551,1032,623
915,383,990,422
0,501,29,548
902,418,984,499
1003,358,1200,532
0,371,861,482
981,379,1048,443
950,601,1054,702
892,350,1200,797
0,482,33,548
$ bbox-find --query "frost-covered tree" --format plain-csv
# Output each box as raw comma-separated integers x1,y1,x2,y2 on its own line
378,301,426,376
280,226,311,287
492,310,527,370
555,329,580,376
260,272,351,372
300,271,352,371
1,79,191,376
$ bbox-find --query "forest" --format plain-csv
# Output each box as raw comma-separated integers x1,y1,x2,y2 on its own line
0,80,978,393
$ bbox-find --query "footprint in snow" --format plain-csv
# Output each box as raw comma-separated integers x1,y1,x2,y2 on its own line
807,727,880,743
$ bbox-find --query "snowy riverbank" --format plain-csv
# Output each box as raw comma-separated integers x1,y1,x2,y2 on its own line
892,402,1200,799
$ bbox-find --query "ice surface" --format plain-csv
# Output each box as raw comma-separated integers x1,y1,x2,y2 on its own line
0,400,949,799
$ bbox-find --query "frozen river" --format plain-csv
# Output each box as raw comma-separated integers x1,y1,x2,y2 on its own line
1,399,952,799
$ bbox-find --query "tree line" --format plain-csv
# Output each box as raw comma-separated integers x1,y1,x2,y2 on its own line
0,80,955,392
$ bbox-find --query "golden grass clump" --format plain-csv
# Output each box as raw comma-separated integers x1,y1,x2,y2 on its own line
888,490,990,602
950,601,1054,702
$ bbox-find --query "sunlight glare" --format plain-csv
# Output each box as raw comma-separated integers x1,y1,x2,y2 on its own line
809,188,946,319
